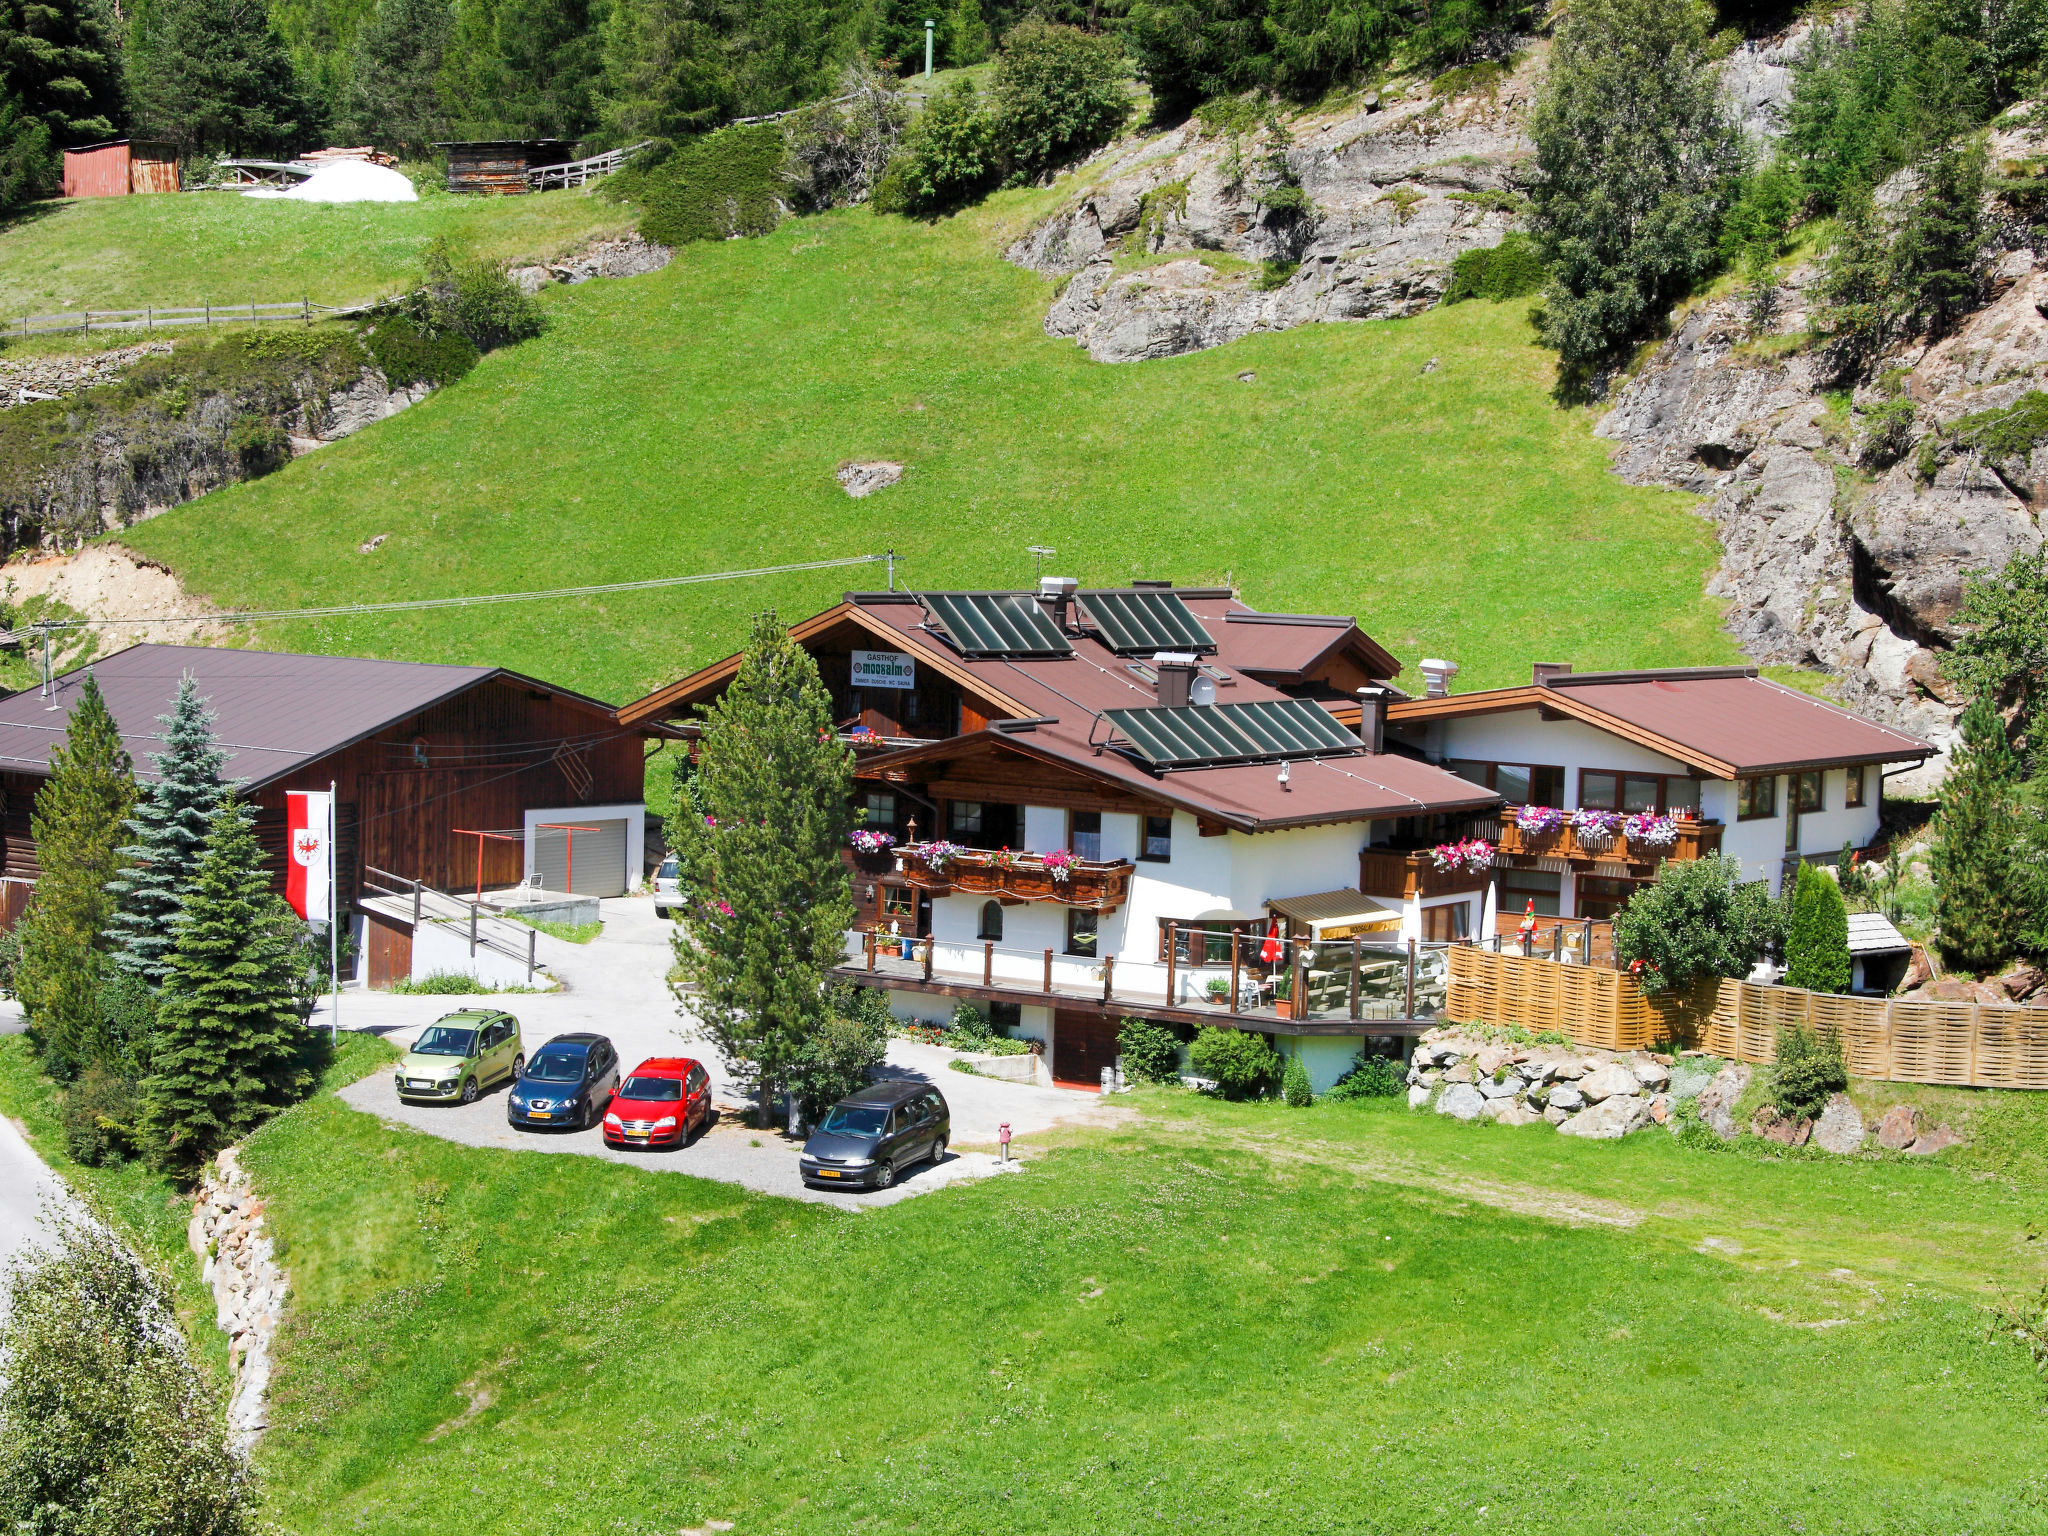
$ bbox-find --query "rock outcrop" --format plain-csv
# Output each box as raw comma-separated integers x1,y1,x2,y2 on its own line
510,234,672,294
188,1146,287,1455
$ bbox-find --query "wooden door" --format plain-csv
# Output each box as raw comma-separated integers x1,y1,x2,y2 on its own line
365,911,413,990
1053,1008,1120,1090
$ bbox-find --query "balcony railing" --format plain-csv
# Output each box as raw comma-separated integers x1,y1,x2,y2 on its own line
891,846,1134,912
1482,811,1724,867
1358,847,1494,901
842,928,1450,1026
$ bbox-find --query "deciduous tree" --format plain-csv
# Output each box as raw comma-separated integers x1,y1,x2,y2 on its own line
1612,853,1781,994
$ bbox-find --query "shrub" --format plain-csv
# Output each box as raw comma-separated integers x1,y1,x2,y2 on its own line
227,414,290,474
1446,232,1546,303
1770,1022,1848,1121
637,123,789,244
789,1010,888,1124
361,316,479,389
783,63,908,209
833,982,894,1034
405,238,546,353
879,77,1000,215
1326,1053,1404,1100
1281,1052,1313,1106
1859,396,1918,469
1189,1026,1281,1099
990,20,1132,186
1785,861,1852,993
390,970,493,994
60,1065,140,1166
1613,853,1783,994
949,1001,991,1041
1253,258,1299,290
1118,1016,1183,1084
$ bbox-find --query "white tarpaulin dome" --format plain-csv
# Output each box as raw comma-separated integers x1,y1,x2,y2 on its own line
243,161,417,203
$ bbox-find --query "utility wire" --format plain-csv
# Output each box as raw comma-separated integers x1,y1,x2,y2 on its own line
0,553,891,643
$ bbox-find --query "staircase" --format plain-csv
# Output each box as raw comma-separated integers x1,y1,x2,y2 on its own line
361,866,552,987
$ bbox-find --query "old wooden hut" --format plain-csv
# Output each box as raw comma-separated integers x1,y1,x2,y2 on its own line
433,140,576,195
62,141,181,198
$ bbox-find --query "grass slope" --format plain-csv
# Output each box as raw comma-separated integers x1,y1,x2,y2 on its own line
241,1078,2048,1534
115,191,1738,702
0,188,634,315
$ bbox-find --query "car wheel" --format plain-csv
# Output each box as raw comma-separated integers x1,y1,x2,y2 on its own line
929,1134,947,1166
873,1158,896,1191
460,1077,479,1105
510,1053,524,1082
654,905,670,919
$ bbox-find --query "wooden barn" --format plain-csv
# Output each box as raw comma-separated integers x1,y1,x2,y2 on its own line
433,140,576,195
62,140,181,198
0,645,664,955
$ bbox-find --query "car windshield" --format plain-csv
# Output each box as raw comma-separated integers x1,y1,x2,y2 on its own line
526,1051,585,1082
617,1076,682,1102
658,859,679,878
820,1104,888,1137
413,1026,478,1057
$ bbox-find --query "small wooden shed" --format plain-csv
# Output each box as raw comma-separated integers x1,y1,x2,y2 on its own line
62,140,181,198
433,140,576,195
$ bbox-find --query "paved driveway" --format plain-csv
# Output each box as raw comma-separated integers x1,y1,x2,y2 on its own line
331,896,1123,1209
0,1001,83,1301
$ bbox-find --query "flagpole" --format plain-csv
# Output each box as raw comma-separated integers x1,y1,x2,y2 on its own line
328,779,338,1044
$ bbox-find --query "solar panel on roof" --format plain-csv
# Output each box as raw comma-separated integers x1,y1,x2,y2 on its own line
1079,590,1216,654
918,593,1073,657
1103,699,1361,768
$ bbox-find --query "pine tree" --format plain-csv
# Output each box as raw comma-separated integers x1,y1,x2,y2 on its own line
15,673,135,1081
669,611,856,1132
141,797,312,1170
1932,693,2030,973
104,676,229,991
343,0,453,154
1784,862,1852,993
0,0,124,208
126,0,314,156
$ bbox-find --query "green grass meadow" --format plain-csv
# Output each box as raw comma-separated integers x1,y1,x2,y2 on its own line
102,189,1738,703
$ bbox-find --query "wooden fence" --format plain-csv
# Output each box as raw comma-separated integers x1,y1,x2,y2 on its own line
1447,946,2048,1089
11,297,386,340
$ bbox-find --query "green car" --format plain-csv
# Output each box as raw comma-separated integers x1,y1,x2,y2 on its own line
394,1010,525,1105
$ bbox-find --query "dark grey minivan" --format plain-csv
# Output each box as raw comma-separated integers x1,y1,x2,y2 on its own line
799,1081,950,1190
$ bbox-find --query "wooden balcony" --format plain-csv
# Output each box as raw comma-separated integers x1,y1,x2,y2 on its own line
1485,813,1724,869
894,847,1133,911
1358,848,1494,900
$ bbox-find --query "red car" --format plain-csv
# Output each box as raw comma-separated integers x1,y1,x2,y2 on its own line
602,1057,713,1148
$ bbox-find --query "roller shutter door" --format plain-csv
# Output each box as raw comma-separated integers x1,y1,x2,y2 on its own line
533,818,629,897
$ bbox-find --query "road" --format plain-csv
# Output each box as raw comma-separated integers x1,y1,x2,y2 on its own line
0,1002,80,1295
328,895,1127,1208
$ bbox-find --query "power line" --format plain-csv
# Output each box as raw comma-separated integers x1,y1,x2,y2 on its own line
0,553,893,644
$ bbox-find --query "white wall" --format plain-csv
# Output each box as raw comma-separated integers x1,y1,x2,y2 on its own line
1278,1035,1366,1093
1711,769,1882,891
1023,805,1066,854
410,917,539,989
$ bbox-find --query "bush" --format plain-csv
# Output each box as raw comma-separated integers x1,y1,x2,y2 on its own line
1770,1022,1848,1121
878,77,1000,215
636,123,788,245
1281,1052,1313,1106
1446,232,1546,303
1613,853,1782,994
1326,1052,1404,1100
390,970,493,994
783,63,908,210
61,1065,140,1166
833,982,895,1034
1859,396,1918,470
1118,1016,1183,1084
789,1009,888,1124
989,20,1132,187
227,413,290,474
1189,1026,1281,1099
404,237,546,353
361,315,479,389
1784,861,1852,994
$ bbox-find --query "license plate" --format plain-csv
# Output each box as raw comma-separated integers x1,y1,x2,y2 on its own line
626,1130,648,1140
816,1169,842,1178
528,1110,552,1119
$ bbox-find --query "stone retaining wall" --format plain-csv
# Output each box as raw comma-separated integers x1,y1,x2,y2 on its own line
186,1146,286,1455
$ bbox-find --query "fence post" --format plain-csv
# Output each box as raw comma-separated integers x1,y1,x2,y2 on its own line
526,926,536,985
1165,921,1177,1005
1884,997,1896,1079
1102,953,1114,1003
1968,1003,1982,1089
922,939,934,982
1293,944,1307,1020
469,902,478,957
866,931,877,973
1043,947,1052,994
984,939,993,987
1350,938,1361,1021
1551,925,1562,963
303,296,310,327
412,879,421,926
81,310,89,336
1231,930,1242,1016
1406,940,1417,1020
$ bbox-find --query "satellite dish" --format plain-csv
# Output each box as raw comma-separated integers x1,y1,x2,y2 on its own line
1191,674,1218,706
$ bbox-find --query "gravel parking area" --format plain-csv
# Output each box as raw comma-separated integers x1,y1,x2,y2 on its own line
329,896,1122,1209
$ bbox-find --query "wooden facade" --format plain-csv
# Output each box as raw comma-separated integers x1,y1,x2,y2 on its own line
437,141,575,194
62,141,180,198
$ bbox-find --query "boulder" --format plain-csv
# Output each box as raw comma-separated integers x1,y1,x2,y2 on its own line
1474,1045,1512,1077
1437,1083,1487,1121
1648,1094,1672,1125
1558,1096,1652,1139
1421,1069,1443,1088
1900,947,1934,991
1751,1105,1813,1147
1491,1101,1544,1127
1631,1058,1671,1091
1548,1084,1586,1112
1906,1123,1963,1155
1812,1094,1866,1154
1548,1058,1587,1081
1876,1103,1922,1151
1996,963,2046,1002
1408,1084,1432,1109
1694,1062,1753,1141
1443,1063,1477,1085
1479,1075,1521,1100
1579,1064,1642,1103
1543,1105,1568,1126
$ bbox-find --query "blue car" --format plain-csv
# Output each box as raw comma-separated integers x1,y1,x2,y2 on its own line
507,1033,621,1132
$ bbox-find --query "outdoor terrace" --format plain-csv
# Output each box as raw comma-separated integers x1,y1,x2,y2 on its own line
890,845,1134,911
1479,810,1724,867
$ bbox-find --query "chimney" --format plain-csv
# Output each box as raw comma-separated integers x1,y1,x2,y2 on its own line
1532,661,1572,688
1355,687,1385,753
1154,651,1198,708
1419,658,1459,699
1039,574,1078,631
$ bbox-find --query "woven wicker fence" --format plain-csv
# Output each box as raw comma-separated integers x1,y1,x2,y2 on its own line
1446,947,2048,1089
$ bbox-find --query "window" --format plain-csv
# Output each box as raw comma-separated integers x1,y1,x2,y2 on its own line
988,1001,1022,1032
949,801,983,837
882,886,915,921
1578,770,1698,815
1737,775,1777,820
1158,918,1264,963
1422,902,1471,941
1447,760,1565,807
863,792,897,829
1845,764,1866,808
1067,907,1099,957
1795,769,1824,813
1500,868,1562,918
1665,777,1701,815
947,800,1017,849
1070,810,1102,862
1141,815,1173,862
1577,875,1649,921
902,692,919,724
978,901,1004,941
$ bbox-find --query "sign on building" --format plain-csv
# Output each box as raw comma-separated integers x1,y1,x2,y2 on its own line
851,649,916,691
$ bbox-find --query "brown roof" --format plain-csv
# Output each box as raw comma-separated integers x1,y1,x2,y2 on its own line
1386,667,1933,776
0,644,624,788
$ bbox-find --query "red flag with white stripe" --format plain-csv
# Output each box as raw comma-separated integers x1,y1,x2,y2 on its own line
285,790,332,920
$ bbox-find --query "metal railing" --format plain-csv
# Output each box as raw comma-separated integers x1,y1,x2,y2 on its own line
361,864,543,983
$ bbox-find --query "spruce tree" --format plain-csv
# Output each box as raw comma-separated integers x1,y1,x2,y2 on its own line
105,676,229,991
15,673,135,1080
344,0,453,154
1932,693,2030,973
1784,862,1852,993
670,611,856,1131
142,797,312,1170
0,0,124,208
126,0,313,156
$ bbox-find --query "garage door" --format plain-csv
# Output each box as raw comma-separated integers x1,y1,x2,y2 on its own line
533,819,629,897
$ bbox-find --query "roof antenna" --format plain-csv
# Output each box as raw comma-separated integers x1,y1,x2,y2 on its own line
1278,760,1291,792
886,549,896,592
1027,545,1056,584
39,621,55,710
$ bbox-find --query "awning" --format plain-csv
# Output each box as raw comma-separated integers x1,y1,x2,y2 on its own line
1266,889,1404,939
